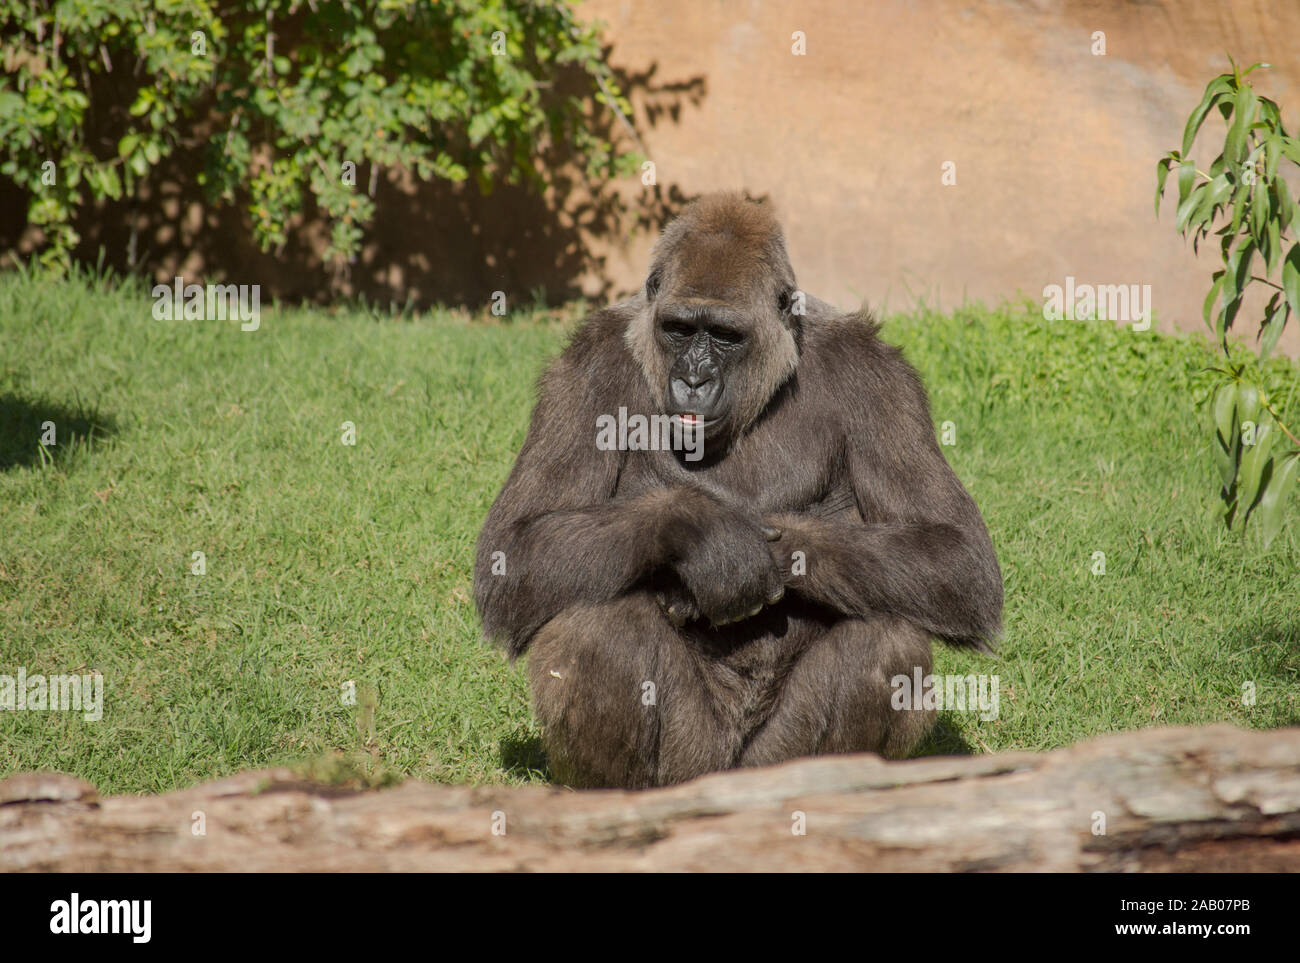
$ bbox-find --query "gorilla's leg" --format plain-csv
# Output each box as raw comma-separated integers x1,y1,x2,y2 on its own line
529,600,935,787
527,592,754,788
739,614,935,765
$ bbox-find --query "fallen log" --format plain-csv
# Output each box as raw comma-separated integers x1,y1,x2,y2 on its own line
2,724,1298,871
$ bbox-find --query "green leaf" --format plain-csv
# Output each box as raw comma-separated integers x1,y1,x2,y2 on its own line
1266,215,1281,276
1182,74,1232,156
1213,381,1238,440
1284,243,1300,324
1256,452,1299,547
1259,292,1287,359
1238,414,1275,513
1250,178,1269,245
1177,158,1196,206
1176,183,1206,233
1220,239,1255,332
1277,176,1295,231
1203,270,1225,330
1258,95,1283,127
1212,382,1239,491
1229,182,1249,235
98,165,121,200
1155,157,1173,215
1233,237,1256,288
1237,383,1261,425
0,91,23,119
1224,84,1258,165
1265,132,1281,182
1203,174,1232,222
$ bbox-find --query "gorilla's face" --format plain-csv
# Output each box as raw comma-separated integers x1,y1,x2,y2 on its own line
655,302,748,433
624,195,802,451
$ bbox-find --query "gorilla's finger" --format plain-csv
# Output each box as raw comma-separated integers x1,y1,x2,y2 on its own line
761,524,782,541
655,593,678,622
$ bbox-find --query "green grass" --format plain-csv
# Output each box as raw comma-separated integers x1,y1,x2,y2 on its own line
0,270,1297,794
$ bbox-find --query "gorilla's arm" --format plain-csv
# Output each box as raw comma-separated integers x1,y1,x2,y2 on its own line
769,337,1003,650
475,348,660,657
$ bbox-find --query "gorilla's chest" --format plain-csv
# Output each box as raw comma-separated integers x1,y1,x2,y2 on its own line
616,417,844,516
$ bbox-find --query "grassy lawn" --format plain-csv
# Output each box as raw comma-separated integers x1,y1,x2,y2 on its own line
1,269,1297,796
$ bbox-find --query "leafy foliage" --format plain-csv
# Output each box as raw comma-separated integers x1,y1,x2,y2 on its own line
0,0,638,271
1157,57,1300,545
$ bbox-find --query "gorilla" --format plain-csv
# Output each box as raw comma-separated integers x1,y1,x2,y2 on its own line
475,192,1002,789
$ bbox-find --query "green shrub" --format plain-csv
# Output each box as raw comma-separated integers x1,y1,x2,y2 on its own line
1157,57,1300,544
0,0,638,271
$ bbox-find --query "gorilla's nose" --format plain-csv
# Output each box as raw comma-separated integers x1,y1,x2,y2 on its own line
680,370,713,389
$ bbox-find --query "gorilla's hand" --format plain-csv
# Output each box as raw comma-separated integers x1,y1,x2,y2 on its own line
655,583,700,628
762,513,812,586
668,504,785,627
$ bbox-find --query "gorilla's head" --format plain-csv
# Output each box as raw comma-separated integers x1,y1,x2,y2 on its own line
626,193,801,449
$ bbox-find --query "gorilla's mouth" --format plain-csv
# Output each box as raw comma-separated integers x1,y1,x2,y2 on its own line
672,412,719,428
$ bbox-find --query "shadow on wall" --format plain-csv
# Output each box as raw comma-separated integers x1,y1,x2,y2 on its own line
0,53,706,310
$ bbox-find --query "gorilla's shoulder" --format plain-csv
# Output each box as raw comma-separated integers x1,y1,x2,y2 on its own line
795,310,931,431
803,309,916,388
559,298,640,365
535,298,643,405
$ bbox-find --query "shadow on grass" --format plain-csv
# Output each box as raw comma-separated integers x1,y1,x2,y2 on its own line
499,729,551,781
0,392,116,471
913,711,980,757
1220,616,1300,726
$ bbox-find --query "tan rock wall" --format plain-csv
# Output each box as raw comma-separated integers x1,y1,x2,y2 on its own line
583,0,1300,348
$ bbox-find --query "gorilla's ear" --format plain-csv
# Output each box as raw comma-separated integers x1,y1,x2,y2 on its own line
776,285,805,342
645,267,663,301
777,284,804,324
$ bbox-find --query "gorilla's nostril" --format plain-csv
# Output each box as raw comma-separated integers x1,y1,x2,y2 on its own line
682,371,711,389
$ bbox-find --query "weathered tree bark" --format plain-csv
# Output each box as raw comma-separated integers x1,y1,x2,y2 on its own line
2,724,1298,871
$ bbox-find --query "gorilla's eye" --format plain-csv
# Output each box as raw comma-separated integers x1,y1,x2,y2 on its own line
661,320,696,339
711,327,745,346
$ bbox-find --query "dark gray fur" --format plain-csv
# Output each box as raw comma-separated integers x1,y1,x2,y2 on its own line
474,193,1002,788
